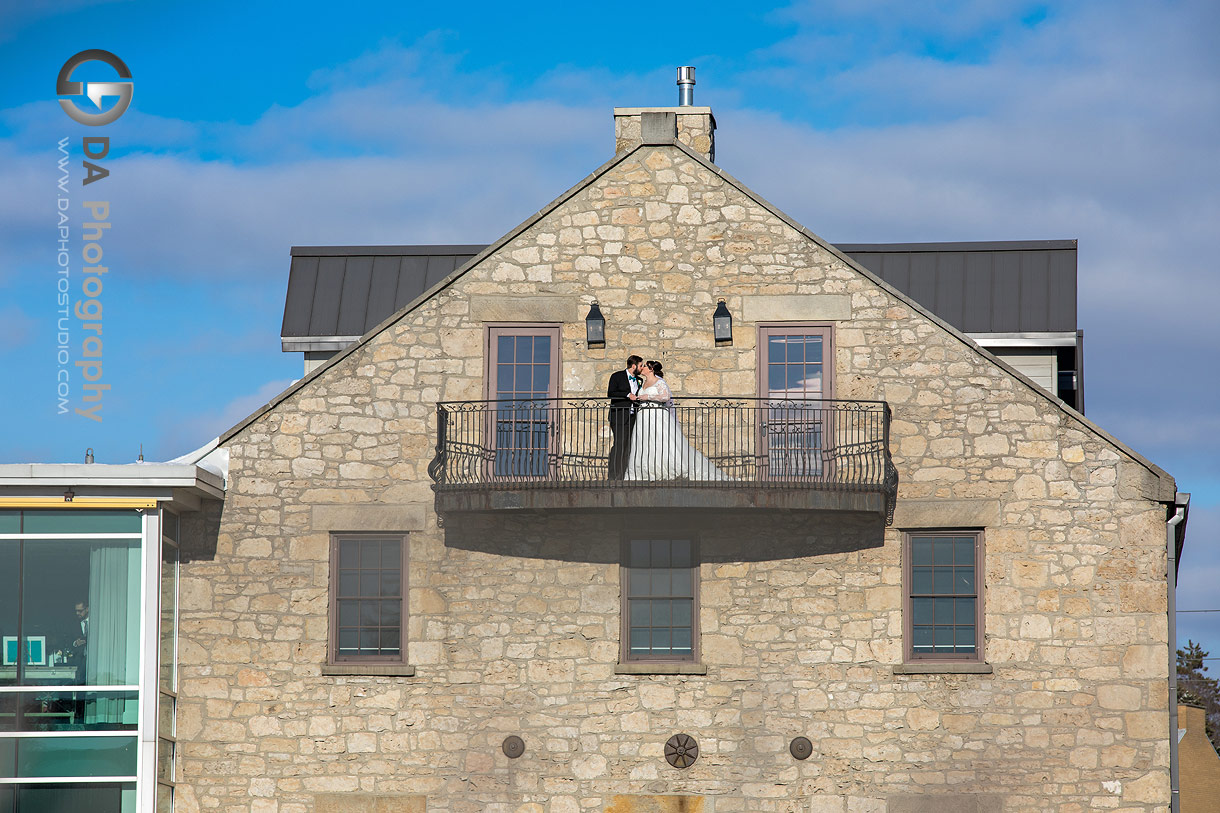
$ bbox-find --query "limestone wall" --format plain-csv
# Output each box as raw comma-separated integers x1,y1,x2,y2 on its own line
175,145,1174,813
614,108,715,162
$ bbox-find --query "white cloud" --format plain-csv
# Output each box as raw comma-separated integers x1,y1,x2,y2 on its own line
158,377,295,460
1,4,1215,484
0,305,36,348
0,64,609,284
715,1,1220,476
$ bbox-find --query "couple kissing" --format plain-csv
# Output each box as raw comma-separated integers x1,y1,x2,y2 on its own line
606,355,731,483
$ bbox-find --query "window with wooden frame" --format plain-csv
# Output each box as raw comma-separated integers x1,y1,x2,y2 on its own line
485,324,561,478
621,537,699,663
757,324,834,478
904,531,983,662
329,534,408,664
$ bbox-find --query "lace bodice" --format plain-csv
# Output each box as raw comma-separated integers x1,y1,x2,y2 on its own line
639,379,672,402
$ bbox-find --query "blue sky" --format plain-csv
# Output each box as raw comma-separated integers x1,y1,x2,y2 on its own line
1,0,1218,662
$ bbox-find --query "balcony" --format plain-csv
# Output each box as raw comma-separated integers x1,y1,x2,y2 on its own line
429,398,897,522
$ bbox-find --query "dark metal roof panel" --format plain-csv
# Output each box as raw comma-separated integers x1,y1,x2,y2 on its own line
283,247,481,338
424,254,458,290
878,253,909,295
1019,250,1049,331
1047,249,1077,331
907,253,938,320
281,255,318,337
336,256,374,336
282,241,1077,340
366,256,404,330
840,241,1077,334
990,251,1021,332
962,253,993,332
290,244,488,257
837,239,1076,253
394,255,431,311
934,250,965,329
308,256,346,336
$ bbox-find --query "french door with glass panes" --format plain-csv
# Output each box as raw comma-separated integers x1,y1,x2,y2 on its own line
757,325,834,480
486,325,560,479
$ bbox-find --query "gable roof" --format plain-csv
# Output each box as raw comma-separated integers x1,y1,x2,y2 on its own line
282,245,483,351
281,240,1078,349
220,139,1173,497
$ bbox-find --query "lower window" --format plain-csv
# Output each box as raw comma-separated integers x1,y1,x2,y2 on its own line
329,534,408,665
904,531,982,661
622,538,698,662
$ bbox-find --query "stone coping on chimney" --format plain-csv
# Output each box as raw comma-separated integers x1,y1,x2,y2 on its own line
614,106,714,115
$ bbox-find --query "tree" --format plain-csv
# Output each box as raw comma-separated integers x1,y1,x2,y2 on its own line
1177,640,1220,752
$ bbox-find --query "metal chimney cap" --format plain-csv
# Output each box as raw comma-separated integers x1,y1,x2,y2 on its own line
677,66,696,106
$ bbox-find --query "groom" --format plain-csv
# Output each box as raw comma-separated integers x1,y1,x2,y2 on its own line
607,354,644,479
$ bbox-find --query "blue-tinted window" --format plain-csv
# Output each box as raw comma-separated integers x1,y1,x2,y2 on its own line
9,736,137,778
0,510,147,808
332,536,406,663
761,327,832,479
22,511,141,535
1,535,140,705
490,329,558,478
625,539,696,661
909,534,980,659
3,782,136,813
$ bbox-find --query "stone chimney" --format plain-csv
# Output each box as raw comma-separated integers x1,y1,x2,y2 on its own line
614,66,716,162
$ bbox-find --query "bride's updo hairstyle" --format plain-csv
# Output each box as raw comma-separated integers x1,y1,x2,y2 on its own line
646,360,664,378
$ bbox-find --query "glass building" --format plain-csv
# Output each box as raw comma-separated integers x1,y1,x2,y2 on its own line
0,457,224,813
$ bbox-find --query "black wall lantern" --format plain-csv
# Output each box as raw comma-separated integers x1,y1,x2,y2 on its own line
585,300,606,348
713,298,733,346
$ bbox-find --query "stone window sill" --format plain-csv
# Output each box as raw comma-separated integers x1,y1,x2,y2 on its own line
615,663,707,675
893,663,993,675
321,664,416,677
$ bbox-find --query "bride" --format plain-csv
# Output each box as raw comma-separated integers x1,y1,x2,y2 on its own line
624,361,732,481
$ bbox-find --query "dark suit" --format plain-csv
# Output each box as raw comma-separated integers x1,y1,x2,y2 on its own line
607,369,637,479
72,617,88,685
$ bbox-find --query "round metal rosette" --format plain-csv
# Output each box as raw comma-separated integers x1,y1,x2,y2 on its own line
502,735,525,759
789,736,813,760
664,733,699,769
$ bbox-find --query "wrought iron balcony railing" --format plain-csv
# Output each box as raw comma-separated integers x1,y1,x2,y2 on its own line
429,397,897,522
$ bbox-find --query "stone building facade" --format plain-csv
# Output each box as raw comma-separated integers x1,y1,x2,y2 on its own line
172,103,1183,812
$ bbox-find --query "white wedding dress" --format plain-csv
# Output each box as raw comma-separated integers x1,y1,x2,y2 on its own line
624,379,732,481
